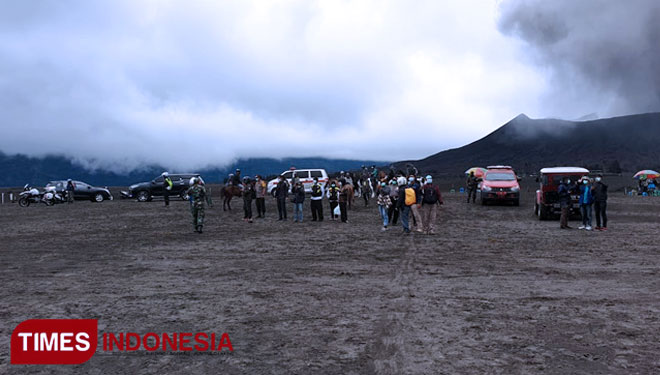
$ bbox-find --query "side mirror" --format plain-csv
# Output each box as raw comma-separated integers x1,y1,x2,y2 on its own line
87,186,91,189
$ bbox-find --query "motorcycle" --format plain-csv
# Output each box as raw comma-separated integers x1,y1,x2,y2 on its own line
18,184,43,207
42,186,67,206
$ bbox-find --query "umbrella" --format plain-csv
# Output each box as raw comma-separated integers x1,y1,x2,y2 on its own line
465,167,487,178
633,170,660,180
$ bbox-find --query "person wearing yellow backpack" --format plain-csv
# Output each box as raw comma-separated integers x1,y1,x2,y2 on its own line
397,177,416,234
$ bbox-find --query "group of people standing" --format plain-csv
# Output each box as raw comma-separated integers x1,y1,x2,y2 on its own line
228,170,444,235
558,174,608,231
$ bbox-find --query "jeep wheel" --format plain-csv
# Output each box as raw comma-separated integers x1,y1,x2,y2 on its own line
136,191,150,202
94,193,104,202
537,204,548,220
513,199,520,206
180,190,189,200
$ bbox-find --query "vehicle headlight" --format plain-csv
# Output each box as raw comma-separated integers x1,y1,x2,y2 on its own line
129,184,138,190
511,186,520,192
481,185,492,192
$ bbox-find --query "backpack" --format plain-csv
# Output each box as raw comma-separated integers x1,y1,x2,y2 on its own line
422,185,438,204
404,188,416,206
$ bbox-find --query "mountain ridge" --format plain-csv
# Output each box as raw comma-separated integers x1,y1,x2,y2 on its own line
397,112,660,175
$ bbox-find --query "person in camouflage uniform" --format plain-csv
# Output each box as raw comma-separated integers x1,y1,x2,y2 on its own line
186,177,207,233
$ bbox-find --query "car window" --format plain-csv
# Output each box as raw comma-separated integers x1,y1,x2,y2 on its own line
485,173,515,181
294,171,310,179
282,171,293,179
310,170,323,178
170,176,182,182
154,177,164,183
75,182,89,189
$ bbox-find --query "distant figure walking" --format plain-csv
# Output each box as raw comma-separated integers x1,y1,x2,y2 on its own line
162,172,173,206
186,177,207,233
387,178,401,226
421,175,443,235
466,171,478,203
593,174,608,231
66,179,75,204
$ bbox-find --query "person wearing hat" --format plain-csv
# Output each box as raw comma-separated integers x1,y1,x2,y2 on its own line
421,175,443,234
186,177,207,233
592,174,608,230
254,175,267,218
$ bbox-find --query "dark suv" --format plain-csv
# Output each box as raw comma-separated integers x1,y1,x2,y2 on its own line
121,173,200,202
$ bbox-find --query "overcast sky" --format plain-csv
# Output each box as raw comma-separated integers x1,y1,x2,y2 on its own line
1,0,658,172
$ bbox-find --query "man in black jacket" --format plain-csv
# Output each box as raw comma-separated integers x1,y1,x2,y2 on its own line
592,174,608,230
274,176,289,221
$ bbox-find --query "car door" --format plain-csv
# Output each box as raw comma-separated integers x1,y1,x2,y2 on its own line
169,176,184,195
73,181,91,199
151,176,164,196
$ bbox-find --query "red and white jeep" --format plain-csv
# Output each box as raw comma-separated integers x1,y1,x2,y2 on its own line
534,167,589,220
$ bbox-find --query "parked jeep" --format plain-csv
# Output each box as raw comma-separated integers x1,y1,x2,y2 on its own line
121,173,200,202
534,167,589,220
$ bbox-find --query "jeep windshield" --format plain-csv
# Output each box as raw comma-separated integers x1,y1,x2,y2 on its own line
485,173,515,181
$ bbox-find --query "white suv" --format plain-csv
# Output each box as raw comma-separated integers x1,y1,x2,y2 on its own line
267,169,329,194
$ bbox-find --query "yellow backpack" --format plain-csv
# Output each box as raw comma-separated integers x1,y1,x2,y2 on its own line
404,187,416,206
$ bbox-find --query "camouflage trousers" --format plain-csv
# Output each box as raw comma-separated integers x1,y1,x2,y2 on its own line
190,202,205,229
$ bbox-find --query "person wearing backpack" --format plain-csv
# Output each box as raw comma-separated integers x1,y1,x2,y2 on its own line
397,179,417,234
326,180,340,220
421,175,443,235
310,177,324,221
408,175,424,232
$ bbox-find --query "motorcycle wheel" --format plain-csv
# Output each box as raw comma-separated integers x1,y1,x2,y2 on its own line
18,197,30,207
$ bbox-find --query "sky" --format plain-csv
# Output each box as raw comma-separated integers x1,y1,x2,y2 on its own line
1,0,658,172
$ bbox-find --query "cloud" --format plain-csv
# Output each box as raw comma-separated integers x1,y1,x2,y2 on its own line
498,0,660,119
1,0,545,172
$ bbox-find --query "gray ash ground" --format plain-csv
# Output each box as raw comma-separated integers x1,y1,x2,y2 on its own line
1,184,659,374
